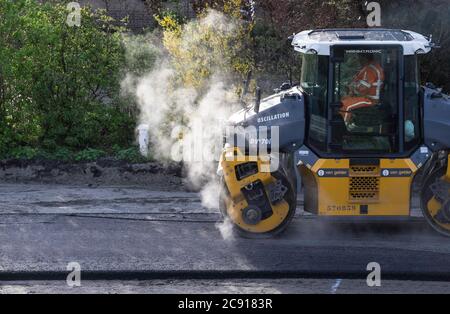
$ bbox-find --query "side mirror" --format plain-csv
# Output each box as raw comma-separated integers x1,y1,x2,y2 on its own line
280,82,292,91
254,87,261,113
274,82,292,93
431,92,443,99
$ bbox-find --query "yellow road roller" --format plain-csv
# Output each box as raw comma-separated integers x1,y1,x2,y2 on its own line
218,29,450,238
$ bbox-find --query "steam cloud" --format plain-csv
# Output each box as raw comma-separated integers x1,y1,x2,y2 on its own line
122,10,241,237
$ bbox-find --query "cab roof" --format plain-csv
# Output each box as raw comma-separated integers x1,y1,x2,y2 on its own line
292,29,432,56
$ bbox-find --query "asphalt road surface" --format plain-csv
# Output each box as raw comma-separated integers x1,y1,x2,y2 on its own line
0,183,449,294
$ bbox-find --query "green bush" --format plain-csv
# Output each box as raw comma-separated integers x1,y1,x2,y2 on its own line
7,147,39,160
0,146,50,160
0,145,155,163
0,0,135,152
74,149,107,162
53,147,74,162
115,147,151,163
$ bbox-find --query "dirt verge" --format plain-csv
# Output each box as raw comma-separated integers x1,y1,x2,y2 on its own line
0,158,185,190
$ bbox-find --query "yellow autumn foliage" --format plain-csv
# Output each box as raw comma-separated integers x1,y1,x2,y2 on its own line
155,3,254,92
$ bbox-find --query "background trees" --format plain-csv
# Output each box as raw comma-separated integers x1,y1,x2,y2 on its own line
0,0,135,158
0,0,449,160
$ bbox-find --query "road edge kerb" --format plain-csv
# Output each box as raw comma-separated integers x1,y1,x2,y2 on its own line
0,270,449,282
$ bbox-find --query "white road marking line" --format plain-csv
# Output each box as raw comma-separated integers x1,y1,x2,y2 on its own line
331,279,342,294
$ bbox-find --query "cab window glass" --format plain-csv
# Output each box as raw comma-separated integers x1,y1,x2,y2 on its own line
301,54,328,151
331,47,400,153
404,55,421,150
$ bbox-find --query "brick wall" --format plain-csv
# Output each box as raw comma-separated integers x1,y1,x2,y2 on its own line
70,0,194,32
77,0,154,32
